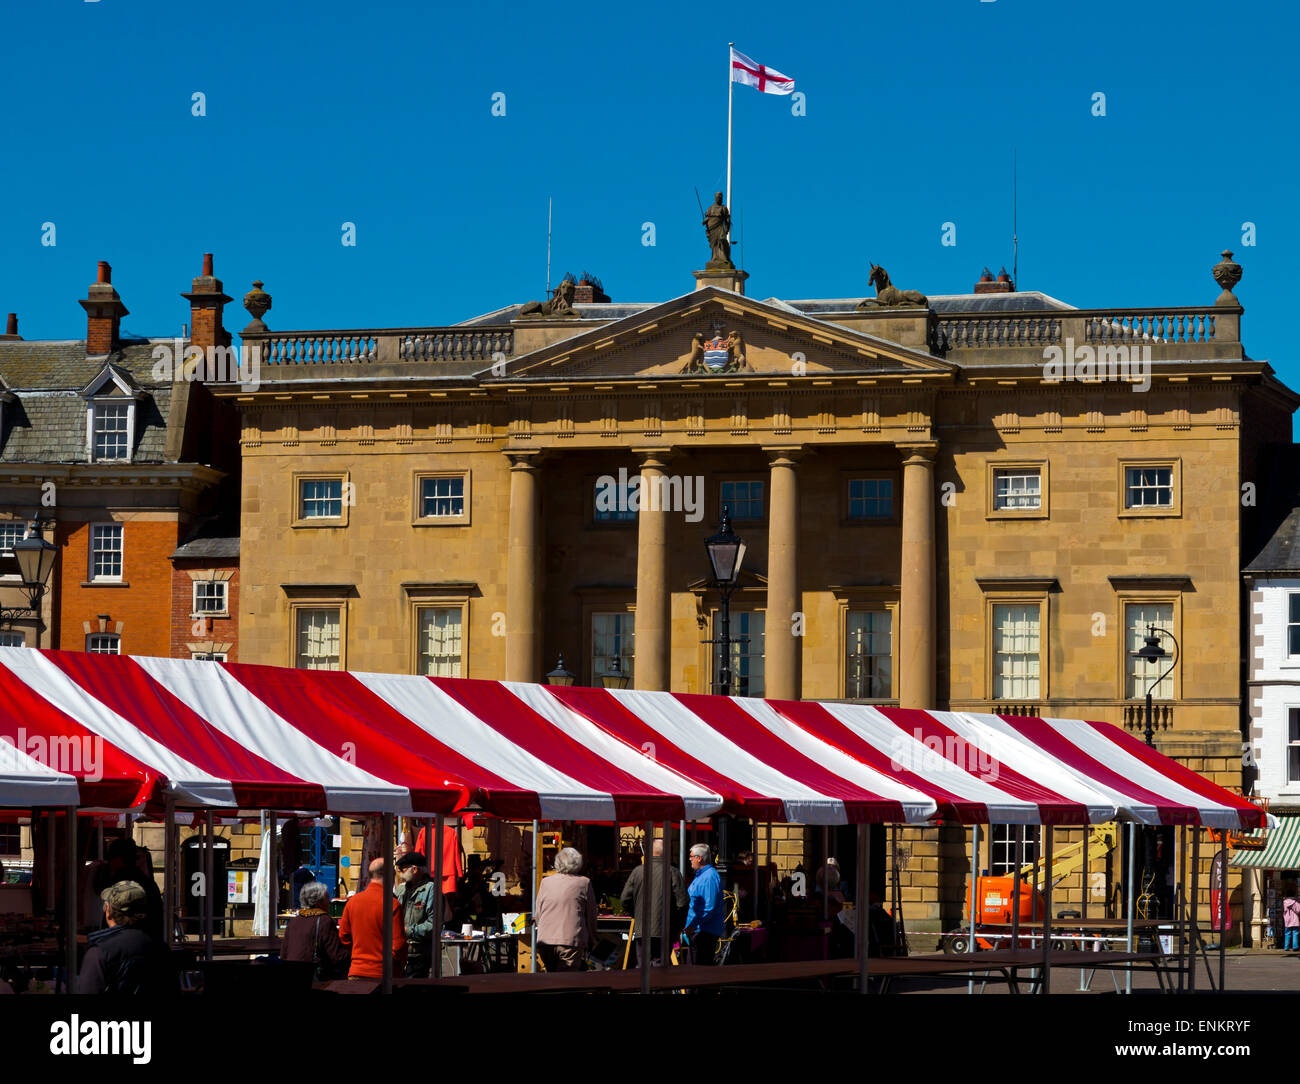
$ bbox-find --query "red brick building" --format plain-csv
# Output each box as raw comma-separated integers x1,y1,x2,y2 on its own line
0,256,241,657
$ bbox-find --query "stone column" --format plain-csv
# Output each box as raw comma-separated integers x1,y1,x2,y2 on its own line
634,450,673,690
765,449,803,700
505,451,542,682
898,442,938,709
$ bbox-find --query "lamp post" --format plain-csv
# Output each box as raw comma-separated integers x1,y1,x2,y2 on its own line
601,653,632,691
1130,624,1180,923
703,507,747,696
545,653,576,687
703,508,747,879
1,521,57,648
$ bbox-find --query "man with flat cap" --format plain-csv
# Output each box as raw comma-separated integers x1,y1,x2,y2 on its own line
395,852,445,978
79,881,176,994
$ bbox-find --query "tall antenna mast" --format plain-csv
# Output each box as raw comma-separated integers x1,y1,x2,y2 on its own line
1012,149,1018,289
546,197,553,298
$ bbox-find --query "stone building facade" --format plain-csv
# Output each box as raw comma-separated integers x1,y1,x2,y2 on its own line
223,253,1295,937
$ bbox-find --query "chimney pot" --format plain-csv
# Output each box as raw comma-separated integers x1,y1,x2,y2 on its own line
4,313,16,336
202,253,214,276
97,261,111,285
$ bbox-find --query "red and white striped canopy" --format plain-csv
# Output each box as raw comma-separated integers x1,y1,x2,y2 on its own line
0,648,1265,830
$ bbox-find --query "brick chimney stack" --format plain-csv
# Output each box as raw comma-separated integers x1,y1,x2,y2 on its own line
181,252,233,352
80,261,129,355
0,313,19,341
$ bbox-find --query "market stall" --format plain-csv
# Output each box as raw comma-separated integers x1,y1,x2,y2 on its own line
0,645,1271,996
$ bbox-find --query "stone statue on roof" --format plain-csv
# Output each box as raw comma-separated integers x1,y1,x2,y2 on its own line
703,192,733,270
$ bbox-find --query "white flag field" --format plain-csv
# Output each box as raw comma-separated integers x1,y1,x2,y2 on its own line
730,48,795,96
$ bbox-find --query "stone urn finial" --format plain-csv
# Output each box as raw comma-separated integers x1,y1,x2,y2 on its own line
243,280,272,332
1212,249,1242,306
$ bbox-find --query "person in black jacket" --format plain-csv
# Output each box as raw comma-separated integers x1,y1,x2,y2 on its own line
94,837,164,943
619,838,687,966
79,881,176,995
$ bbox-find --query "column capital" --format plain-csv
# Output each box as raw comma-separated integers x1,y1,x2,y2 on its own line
503,448,545,471
763,446,806,467
896,440,939,465
631,447,676,469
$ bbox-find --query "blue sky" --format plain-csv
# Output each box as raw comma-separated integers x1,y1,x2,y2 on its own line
1,0,1295,394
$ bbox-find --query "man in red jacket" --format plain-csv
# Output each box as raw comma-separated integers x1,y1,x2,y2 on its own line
339,858,407,981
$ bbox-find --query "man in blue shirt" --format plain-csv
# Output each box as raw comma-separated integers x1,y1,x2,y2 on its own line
684,843,726,965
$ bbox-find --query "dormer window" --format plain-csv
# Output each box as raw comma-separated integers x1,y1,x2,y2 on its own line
0,381,13,454
80,363,144,464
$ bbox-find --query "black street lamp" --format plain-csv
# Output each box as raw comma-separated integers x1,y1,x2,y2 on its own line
601,653,632,691
1131,624,1179,749
545,653,576,687
703,507,747,696
1,521,57,648
1130,623,1180,923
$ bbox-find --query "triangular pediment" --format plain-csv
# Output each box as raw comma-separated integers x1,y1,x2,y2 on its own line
489,288,954,382
80,362,143,400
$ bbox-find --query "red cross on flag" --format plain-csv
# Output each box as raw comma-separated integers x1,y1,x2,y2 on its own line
730,48,795,96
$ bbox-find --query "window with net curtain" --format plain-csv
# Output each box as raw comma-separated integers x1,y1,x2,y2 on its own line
592,613,634,682
418,606,463,676
713,611,765,695
993,604,1040,700
1126,602,1174,699
845,610,891,698
296,607,341,670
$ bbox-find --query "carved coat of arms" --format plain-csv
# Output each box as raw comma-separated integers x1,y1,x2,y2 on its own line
680,322,748,374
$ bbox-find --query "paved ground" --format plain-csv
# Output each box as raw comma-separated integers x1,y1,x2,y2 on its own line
887,948,1300,994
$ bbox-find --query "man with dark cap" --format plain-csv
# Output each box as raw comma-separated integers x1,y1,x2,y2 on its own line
95,837,164,943
79,882,176,994
395,852,443,978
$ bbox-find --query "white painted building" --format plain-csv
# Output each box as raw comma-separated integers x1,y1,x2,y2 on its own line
1240,509,1300,946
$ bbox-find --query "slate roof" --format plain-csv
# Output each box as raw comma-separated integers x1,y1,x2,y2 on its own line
0,340,176,464
456,291,1077,328
1245,507,1300,575
172,536,240,561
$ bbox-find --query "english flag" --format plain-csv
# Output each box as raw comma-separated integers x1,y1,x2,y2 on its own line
730,48,795,96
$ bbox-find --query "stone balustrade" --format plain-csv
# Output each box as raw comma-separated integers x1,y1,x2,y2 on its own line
244,327,514,368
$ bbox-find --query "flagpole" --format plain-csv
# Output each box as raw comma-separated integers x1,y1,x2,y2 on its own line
726,41,734,242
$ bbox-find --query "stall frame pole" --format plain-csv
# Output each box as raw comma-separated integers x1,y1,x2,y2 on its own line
660,821,672,968
45,810,55,913
203,810,214,963
530,819,539,973
967,823,979,995
1189,828,1200,993
1125,821,1136,994
1011,825,1023,950
431,815,444,980
856,822,871,994
64,806,78,993
679,821,686,879
1041,824,1053,994
163,794,176,947
381,812,395,994
640,821,653,994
